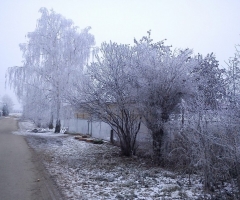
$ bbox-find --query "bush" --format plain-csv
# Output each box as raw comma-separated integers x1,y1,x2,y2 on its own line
2,104,9,116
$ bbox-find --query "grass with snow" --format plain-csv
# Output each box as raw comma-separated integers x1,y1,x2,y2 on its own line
14,120,222,199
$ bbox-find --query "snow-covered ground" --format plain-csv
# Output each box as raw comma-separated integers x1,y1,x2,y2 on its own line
9,112,22,118
13,120,220,199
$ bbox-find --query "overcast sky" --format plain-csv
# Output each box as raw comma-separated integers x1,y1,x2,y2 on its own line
1,0,240,110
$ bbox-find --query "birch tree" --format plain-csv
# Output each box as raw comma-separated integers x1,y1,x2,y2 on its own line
7,8,95,132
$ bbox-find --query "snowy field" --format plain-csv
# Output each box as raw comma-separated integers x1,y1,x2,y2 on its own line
13,120,222,200
9,112,22,117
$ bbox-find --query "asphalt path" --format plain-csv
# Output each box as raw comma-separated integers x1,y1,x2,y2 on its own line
0,116,63,200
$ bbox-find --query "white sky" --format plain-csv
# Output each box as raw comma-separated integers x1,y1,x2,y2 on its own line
1,0,240,109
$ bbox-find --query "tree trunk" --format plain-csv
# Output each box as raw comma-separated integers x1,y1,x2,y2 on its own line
55,87,61,133
152,128,165,165
55,119,61,133
119,134,133,157
118,131,137,157
110,129,114,144
151,112,169,165
48,114,54,129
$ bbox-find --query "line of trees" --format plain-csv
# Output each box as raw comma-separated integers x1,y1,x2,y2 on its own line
7,8,240,196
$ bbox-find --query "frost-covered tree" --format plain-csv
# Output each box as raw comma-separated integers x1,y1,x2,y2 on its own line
221,44,240,196
7,8,95,132
22,82,52,127
70,42,141,156
191,53,226,110
225,54,240,106
162,52,239,194
133,33,196,164
1,95,14,113
2,104,9,116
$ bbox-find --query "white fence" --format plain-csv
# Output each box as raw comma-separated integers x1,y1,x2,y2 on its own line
61,118,152,143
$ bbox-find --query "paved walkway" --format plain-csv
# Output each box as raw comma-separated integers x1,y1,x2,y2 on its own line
0,117,63,200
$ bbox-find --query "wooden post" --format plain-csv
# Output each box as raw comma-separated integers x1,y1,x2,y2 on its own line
87,120,89,135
